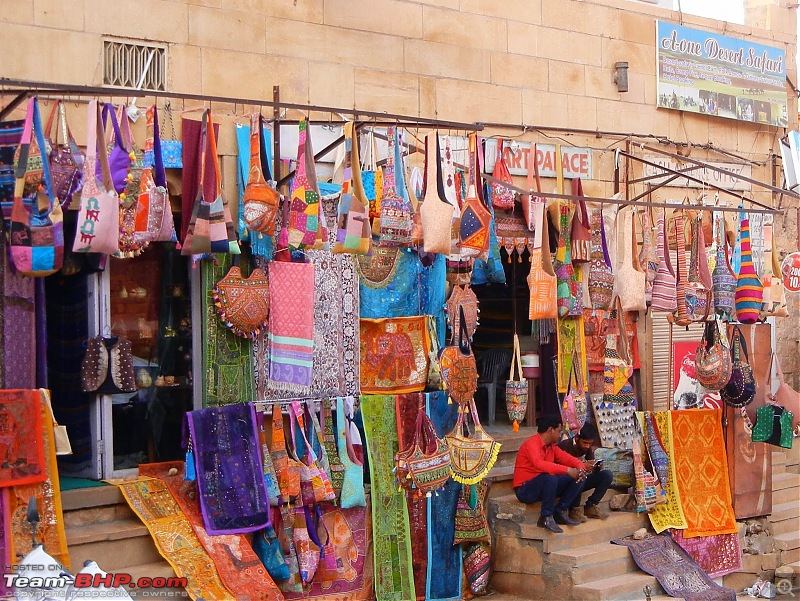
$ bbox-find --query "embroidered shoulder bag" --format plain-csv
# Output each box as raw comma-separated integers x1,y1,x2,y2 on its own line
720,325,756,408
453,482,490,545
711,212,736,317
587,203,615,310
505,333,528,432
439,306,479,405
333,121,371,254
9,97,64,276
459,134,492,258
735,215,763,324
289,401,336,506
395,407,452,497
72,100,120,256
135,106,175,244
44,100,84,208
420,131,454,254
570,178,592,263
638,207,659,306
445,284,479,343
445,398,501,485
555,198,581,317
378,125,413,246
270,402,302,503
144,101,182,169
650,210,677,312
213,263,270,339
243,113,280,236
490,138,515,210
694,318,732,391
527,199,558,320
684,213,713,322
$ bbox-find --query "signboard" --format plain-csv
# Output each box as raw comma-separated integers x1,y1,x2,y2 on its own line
781,251,800,292
484,142,592,179
641,155,752,191
656,21,788,126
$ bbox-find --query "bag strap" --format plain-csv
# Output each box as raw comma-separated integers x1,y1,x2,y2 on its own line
30,99,54,213
572,178,589,228
118,106,134,152
531,144,542,193
458,305,471,355
194,110,209,204
151,105,166,188
207,110,222,197
615,296,632,365
510,333,523,382
289,401,318,464
164,101,178,141
102,103,125,152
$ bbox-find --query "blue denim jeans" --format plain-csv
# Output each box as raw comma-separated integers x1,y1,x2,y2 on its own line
514,473,584,517
571,469,614,508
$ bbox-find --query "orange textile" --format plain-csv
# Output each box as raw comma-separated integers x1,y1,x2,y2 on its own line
138,462,283,601
671,409,738,538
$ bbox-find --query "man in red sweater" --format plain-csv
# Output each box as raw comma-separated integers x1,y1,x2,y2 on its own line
513,414,587,533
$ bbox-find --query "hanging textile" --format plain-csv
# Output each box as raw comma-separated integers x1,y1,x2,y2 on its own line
8,391,70,570
201,254,255,406
0,390,47,487
471,190,506,286
138,462,283,601
1,232,36,389
357,246,421,317
360,317,430,394
556,315,587,394
670,529,742,579
395,393,428,600
425,390,462,601
0,489,10,598
0,119,24,220
644,411,688,533
361,395,415,601
671,408,737,538
236,122,274,259
268,260,315,396
117,478,235,600
187,403,271,535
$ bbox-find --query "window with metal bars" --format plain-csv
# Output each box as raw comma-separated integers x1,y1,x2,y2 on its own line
102,39,167,92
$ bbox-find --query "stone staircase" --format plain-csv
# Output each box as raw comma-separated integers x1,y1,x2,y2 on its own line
62,486,182,598
486,436,800,600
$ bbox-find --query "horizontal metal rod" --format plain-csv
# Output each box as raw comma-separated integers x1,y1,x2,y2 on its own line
629,164,703,185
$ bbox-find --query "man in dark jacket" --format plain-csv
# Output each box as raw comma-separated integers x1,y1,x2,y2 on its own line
513,414,587,533
557,422,613,522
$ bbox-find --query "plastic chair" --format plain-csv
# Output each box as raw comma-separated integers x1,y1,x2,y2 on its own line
476,348,513,424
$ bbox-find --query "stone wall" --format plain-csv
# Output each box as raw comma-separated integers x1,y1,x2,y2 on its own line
2,0,798,383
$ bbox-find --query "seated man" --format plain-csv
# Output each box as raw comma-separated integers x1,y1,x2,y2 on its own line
557,423,614,522
513,414,587,533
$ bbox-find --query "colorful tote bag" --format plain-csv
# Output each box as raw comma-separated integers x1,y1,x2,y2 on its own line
289,402,336,506
95,104,131,195
439,307,479,405
333,121,371,254
712,212,736,317
555,200,581,317
44,100,84,208
135,107,175,244
144,101,183,169
490,138,515,210
685,213,713,322
587,203,615,310
360,127,383,220
72,100,120,256
638,207,659,306
694,319,732,392
270,402,303,503
735,215,763,324
360,316,430,394
570,179,592,263
9,97,65,276
650,210,677,312
242,113,280,236
445,398,500,485
505,333,528,432
213,265,270,339
378,125,413,247
420,131,455,255
527,200,558,320
444,284,479,343
395,407,452,497
672,211,692,326
182,110,240,256
459,134,492,259
453,482,490,544
278,118,327,251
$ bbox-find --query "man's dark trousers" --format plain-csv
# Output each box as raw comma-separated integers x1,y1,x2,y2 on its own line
514,473,583,517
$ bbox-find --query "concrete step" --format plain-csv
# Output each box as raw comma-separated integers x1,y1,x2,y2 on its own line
572,572,664,601
775,532,800,552
549,542,637,585
771,513,800,537
771,472,800,491
124,562,185,600
770,500,800,522
489,493,648,554
782,547,800,566
773,451,788,469
773,484,800,506
63,503,135,529
67,519,162,571
61,486,125,511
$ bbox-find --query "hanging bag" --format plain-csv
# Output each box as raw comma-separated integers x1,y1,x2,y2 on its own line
650,210,677,312
182,110,240,256
361,127,383,221
333,121,371,254
439,306,479,405
243,113,280,236
377,125,413,246
555,198,581,317
445,398,501,485
213,263,270,339
720,325,756,408
459,134,492,258
587,201,616,310
712,212,736,317
9,97,65,276
735,215,763,324
527,199,558,320
95,104,132,195
694,318,732,391
614,206,647,313
72,100,120,256
360,315,431,394
395,407,452,497
632,416,666,513
44,100,85,208
138,106,175,243
684,213,713,322
420,130,455,254
453,482,490,545
444,284,479,343
638,206,659,307
505,334,528,432
490,138,515,210
762,226,789,318
289,401,336,506
269,402,303,503
671,210,692,325
570,179,592,263
114,110,149,258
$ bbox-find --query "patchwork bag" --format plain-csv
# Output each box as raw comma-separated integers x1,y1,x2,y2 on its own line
694,319,732,392
270,402,303,503
490,138,515,210
712,212,736,317
462,542,491,596
395,407,452,497
555,199,581,317
72,100,120,256
445,398,501,485
182,110,240,255
378,125,413,246
735,215,763,324
638,207,659,307
632,430,665,513
420,131,455,255
650,211,677,312
289,401,336,506
292,506,321,587
44,100,85,208
444,284,479,343
684,213,713,322
252,524,291,582
587,203,615,310
360,127,383,221
213,265,270,339
720,326,756,408
243,113,280,236
671,211,692,326
439,307,479,405
135,107,175,244
333,121,371,254
453,482,490,545
505,334,528,432
459,134,492,259
360,316,431,394
9,97,64,276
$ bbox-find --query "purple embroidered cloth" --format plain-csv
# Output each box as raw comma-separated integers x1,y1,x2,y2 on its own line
187,403,271,535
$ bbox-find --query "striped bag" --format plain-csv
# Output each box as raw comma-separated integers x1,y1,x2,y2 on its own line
672,211,691,326
735,216,763,324
650,211,677,312
712,213,736,317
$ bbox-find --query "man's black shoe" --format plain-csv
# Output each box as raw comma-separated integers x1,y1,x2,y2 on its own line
554,509,581,526
537,515,563,533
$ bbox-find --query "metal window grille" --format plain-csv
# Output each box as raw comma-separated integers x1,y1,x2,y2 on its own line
103,39,166,92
